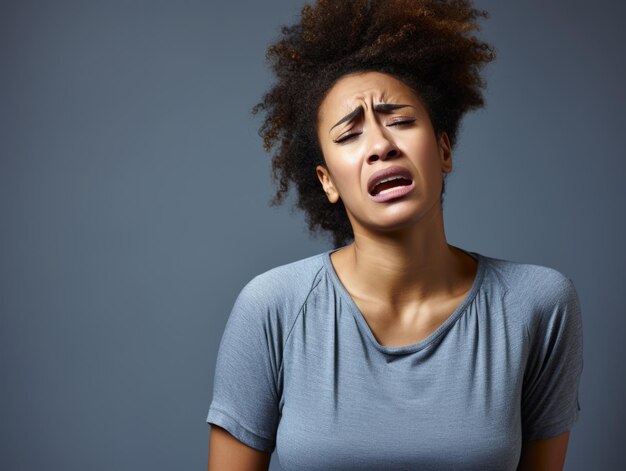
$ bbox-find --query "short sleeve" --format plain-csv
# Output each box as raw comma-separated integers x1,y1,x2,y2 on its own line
207,279,281,452
521,275,583,441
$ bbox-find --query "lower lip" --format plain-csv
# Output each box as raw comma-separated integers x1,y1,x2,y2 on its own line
369,181,415,203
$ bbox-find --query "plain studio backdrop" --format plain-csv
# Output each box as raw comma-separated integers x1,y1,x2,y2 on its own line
1,1,624,470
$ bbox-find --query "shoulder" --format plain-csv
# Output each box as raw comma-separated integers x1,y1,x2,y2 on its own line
482,256,582,350
240,252,326,303
480,253,579,308
230,251,328,327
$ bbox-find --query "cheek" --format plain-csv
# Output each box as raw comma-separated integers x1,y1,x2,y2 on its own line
322,149,364,194
402,134,441,168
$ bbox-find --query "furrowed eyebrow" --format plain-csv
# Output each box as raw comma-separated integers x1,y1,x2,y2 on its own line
373,103,412,113
330,106,364,133
329,104,414,133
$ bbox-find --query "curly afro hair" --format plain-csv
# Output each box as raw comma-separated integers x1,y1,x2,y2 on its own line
253,0,495,247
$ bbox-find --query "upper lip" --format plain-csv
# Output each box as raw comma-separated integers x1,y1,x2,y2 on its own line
367,165,413,195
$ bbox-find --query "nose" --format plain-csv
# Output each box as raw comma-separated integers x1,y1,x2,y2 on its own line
366,124,399,164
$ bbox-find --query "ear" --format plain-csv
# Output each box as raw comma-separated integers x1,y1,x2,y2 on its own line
316,165,340,203
438,132,453,174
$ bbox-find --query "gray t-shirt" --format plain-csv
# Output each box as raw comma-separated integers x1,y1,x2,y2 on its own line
207,247,583,470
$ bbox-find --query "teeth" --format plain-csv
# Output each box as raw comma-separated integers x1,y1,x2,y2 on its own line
376,176,404,186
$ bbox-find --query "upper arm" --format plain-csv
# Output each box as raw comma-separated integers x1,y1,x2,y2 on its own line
517,431,570,471
206,279,281,452
208,424,271,471
521,274,583,441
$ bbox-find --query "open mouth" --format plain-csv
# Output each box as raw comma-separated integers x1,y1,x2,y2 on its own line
370,176,413,196
367,166,415,202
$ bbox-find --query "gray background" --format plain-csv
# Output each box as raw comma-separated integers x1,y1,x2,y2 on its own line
1,1,624,470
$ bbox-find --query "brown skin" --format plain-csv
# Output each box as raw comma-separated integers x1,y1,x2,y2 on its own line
207,71,571,469
316,72,473,342
517,432,571,470
208,425,271,471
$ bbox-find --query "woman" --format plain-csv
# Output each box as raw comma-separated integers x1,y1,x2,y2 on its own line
207,1,583,470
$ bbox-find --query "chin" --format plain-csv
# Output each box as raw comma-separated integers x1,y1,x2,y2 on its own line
365,199,442,233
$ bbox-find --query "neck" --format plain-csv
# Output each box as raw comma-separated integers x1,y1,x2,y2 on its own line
337,205,474,308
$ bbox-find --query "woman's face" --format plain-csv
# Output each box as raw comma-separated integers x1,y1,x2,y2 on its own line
315,71,452,238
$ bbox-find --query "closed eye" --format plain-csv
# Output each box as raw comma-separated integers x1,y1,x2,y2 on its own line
333,117,415,143
333,132,362,144
388,118,416,127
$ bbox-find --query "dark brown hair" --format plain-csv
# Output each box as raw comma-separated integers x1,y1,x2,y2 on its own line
253,0,495,247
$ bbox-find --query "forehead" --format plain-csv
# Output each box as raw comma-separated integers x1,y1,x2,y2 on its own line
318,71,420,120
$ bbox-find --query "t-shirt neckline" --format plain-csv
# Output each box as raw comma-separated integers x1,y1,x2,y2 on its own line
322,245,487,355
